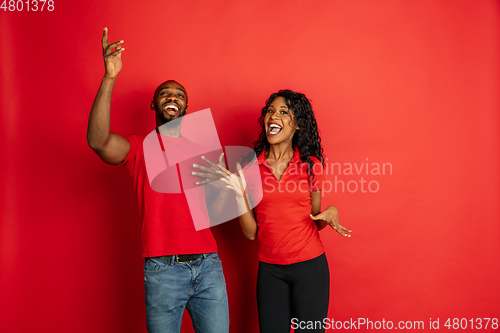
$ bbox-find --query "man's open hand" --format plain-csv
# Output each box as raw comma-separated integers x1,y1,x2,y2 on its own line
102,27,124,79
192,153,228,190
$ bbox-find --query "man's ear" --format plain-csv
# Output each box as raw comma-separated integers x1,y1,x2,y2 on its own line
150,101,155,111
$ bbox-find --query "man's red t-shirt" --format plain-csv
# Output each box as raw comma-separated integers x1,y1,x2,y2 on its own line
253,149,325,265
121,134,218,257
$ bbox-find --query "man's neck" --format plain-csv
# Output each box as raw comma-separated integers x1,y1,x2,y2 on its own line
156,118,182,137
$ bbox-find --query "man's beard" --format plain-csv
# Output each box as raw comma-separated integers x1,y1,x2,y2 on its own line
158,108,185,124
158,112,171,124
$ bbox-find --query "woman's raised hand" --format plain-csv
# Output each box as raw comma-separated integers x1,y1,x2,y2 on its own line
220,162,247,198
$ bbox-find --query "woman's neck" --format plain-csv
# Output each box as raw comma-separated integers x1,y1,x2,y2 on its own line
266,142,295,162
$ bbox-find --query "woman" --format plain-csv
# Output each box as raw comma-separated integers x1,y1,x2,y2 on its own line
197,89,351,332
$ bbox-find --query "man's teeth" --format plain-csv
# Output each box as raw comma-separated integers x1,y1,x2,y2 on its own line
164,104,179,111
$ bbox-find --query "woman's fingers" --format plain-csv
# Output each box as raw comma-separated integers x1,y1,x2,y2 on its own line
309,212,324,220
236,163,247,189
340,224,351,232
310,212,351,238
332,223,351,237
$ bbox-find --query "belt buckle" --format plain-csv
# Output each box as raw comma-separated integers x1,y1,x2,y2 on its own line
177,254,204,263
175,255,193,263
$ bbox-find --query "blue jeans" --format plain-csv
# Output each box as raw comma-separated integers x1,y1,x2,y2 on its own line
144,253,229,333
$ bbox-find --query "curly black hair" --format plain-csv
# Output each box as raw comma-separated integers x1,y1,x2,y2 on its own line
251,89,324,173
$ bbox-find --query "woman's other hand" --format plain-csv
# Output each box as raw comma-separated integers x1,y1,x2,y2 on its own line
310,206,351,238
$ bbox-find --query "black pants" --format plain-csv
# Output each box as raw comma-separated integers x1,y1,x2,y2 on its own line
257,253,330,333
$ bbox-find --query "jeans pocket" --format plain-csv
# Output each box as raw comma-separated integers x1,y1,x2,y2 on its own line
144,258,170,274
208,253,222,264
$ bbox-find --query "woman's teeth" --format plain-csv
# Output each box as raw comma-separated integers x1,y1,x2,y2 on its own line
269,124,282,134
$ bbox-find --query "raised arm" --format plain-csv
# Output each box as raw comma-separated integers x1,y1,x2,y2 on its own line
87,27,130,165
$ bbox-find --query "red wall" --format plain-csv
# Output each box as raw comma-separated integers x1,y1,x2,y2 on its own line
1,1,499,332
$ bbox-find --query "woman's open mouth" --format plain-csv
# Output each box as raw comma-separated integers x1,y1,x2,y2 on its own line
268,124,282,136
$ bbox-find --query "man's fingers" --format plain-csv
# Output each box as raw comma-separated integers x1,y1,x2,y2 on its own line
195,177,233,189
215,163,230,176
191,171,217,179
201,155,220,169
116,44,123,59
194,161,227,177
102,27,109,49
104,40,124,55
195,179,214,185
196,179,226,186
218,153,225,167
105,48,125,60
104,47,124,60
193,164,212,172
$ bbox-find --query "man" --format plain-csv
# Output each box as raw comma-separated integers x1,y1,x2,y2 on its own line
87,27,229,333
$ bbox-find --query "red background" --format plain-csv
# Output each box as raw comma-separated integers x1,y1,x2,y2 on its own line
1,1,499,332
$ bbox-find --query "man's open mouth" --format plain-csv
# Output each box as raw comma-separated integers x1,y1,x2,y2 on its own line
163,103,179,115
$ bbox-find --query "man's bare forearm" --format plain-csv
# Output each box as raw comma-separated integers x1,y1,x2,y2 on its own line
208,187,230,218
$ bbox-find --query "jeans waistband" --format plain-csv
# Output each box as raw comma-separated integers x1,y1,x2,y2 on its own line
153,253,215,263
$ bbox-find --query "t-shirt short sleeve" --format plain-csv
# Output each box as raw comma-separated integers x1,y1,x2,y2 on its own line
121,134,141,171
310,157,325,192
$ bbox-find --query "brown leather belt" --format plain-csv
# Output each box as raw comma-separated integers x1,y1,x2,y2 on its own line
154,253,214,263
